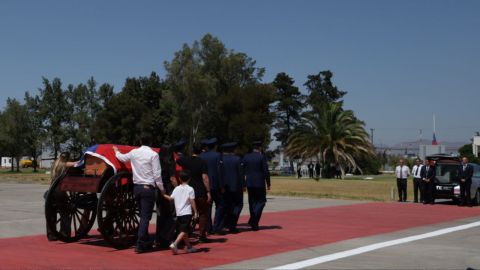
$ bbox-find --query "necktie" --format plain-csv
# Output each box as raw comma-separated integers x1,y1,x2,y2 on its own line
400,166,403,178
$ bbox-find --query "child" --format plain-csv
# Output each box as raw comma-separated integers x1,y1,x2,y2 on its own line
164,169,199,254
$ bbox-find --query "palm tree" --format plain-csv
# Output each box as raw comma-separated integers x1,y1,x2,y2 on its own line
285,102,373,178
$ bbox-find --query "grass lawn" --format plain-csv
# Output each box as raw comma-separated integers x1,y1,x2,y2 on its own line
0,168,51,184
0,168,411,202
270,175,413,202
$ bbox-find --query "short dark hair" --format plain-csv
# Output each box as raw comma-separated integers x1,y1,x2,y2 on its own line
179,170,191,182
140,133,154,146
192,144,203,155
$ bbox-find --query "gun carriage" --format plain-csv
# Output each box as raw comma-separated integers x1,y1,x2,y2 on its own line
44,144,160,249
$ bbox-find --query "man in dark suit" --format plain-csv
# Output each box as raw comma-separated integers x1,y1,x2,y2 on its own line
315,162,321,179
308,162,314,178
243,141,271,231
422,159,436,204
200,138,225,234
220,142,244,233
458,157,474,207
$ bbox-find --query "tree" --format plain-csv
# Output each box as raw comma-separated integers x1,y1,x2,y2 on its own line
164,42,216,147
24,92,44,172
39,78,70,159
0,99,29,172
163,34,273,152
304,70,347,111
93,72,166,146
458,144,480,164
65,77,106,158
285,102,373,178
272,72,304,146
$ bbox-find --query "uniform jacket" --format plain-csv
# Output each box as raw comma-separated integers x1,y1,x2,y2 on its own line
242,151,270,188
200,150,223,190
221,153,244,192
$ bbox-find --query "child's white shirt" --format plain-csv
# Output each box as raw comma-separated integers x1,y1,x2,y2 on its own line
171,183,195,216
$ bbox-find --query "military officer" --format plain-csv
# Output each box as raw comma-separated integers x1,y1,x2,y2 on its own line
220,142,244,233
200,138,225,234
242,141,270,231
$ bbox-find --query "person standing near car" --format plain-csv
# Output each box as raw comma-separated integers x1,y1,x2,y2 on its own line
422,158,436,205
411,159,424,203
458,156,474,207
395,159,410,202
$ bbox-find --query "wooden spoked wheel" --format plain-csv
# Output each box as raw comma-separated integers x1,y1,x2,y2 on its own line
45,175,97,242
97,172,139,249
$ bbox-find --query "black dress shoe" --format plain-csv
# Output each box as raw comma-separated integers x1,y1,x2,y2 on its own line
135,247,151,254
229,228,239,234
198,237,211,243
135,243,153,253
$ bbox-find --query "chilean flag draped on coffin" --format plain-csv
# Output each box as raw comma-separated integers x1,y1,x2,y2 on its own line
79,144,160,174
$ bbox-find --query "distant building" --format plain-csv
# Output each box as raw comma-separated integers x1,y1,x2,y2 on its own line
1,157,13,168
39,147,54,169
1,156,29,169
419,144,446,161
473,136,480,158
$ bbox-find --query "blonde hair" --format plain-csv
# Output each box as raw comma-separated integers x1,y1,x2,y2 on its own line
50,153,70,184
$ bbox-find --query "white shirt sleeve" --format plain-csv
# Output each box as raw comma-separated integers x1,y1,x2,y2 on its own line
152,153,164,191
189,187,195,200
115,150,132,163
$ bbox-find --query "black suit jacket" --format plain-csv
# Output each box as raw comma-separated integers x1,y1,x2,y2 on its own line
458,164,474,183
421,165,435,183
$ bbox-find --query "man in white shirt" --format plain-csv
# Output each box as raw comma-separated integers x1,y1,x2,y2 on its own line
113,137,164,253
395,159,410,202
411,158,424,203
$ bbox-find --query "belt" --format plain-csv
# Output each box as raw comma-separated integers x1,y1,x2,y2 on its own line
134,184,155,189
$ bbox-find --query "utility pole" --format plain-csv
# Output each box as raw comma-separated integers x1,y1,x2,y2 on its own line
370,128,375,146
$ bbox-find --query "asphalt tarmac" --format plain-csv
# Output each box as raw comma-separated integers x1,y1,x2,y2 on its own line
1,182,480,270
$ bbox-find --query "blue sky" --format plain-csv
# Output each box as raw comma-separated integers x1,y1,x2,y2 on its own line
0,0,479,145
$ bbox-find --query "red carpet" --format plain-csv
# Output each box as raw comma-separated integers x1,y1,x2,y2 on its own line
1,202,480,269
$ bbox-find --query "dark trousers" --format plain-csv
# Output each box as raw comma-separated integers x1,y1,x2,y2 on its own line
155,191,175,247
195,196,210,238
224,190,243,230
133,185,155,250
413,178,424,202
211,189,225,233
460,181,472,206
424,181,436,204
308,169,314,178
247,187,266,229
396,178,407,202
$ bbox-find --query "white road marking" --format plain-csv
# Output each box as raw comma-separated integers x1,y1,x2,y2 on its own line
268,220,480,270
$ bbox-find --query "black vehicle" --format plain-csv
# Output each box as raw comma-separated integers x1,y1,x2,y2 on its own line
428,154,480,204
